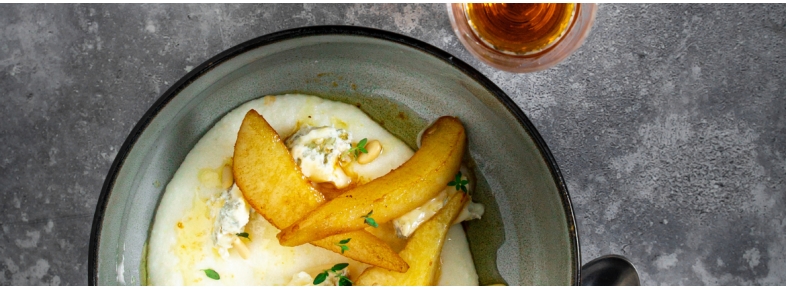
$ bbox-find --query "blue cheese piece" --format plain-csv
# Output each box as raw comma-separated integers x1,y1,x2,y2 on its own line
453,201,485,225
393,173,484,238
393,190,450,238
211,184,250,260
286,126,353,189
286,268,351,286
287,272,314,286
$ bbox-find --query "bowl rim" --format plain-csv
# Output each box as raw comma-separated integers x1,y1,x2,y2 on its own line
88,25,580,285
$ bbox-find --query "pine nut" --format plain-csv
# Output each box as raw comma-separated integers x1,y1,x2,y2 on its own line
358,140,382,164
232,238,250,259
222,165,233,190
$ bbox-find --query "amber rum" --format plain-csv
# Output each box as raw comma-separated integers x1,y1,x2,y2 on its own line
464,3,577,55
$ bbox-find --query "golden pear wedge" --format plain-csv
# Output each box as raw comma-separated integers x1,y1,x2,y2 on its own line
277,116,466,246
355,192,469,285
233,109,408,272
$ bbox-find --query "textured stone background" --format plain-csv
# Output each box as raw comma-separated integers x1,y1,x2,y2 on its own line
1,3,784,285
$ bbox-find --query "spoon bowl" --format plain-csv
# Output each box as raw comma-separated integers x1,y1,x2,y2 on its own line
580,255,640,286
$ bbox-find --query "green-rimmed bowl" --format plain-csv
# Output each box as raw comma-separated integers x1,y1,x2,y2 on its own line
89,26,579,285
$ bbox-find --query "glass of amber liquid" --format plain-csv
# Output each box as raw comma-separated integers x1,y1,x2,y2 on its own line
448,3,597,73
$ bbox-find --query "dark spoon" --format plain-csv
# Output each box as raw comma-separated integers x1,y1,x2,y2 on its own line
581,255,641,286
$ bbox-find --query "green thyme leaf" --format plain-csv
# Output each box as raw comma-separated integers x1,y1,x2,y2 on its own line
338,244,349,254
357,138,368,149
350,138,369,158
202,269,220,280
449,172,469,192
236,232,250,239
313,271,329,285
362,210,379,228
336,238,351,254
331,263,350,272
338,275,353,286
365,217,378,228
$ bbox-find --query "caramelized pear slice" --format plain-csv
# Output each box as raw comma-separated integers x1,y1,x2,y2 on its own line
355,193,469,285
233,110,408,272
277,116,466,246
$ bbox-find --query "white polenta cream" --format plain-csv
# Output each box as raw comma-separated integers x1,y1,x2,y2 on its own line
146,94,479,285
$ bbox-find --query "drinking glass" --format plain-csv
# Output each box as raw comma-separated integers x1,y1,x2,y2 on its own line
448,3,597,73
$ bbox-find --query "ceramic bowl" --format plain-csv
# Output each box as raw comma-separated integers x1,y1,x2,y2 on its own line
89,26,579,285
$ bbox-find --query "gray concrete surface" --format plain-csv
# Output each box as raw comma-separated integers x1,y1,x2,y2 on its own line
1,3,784,285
